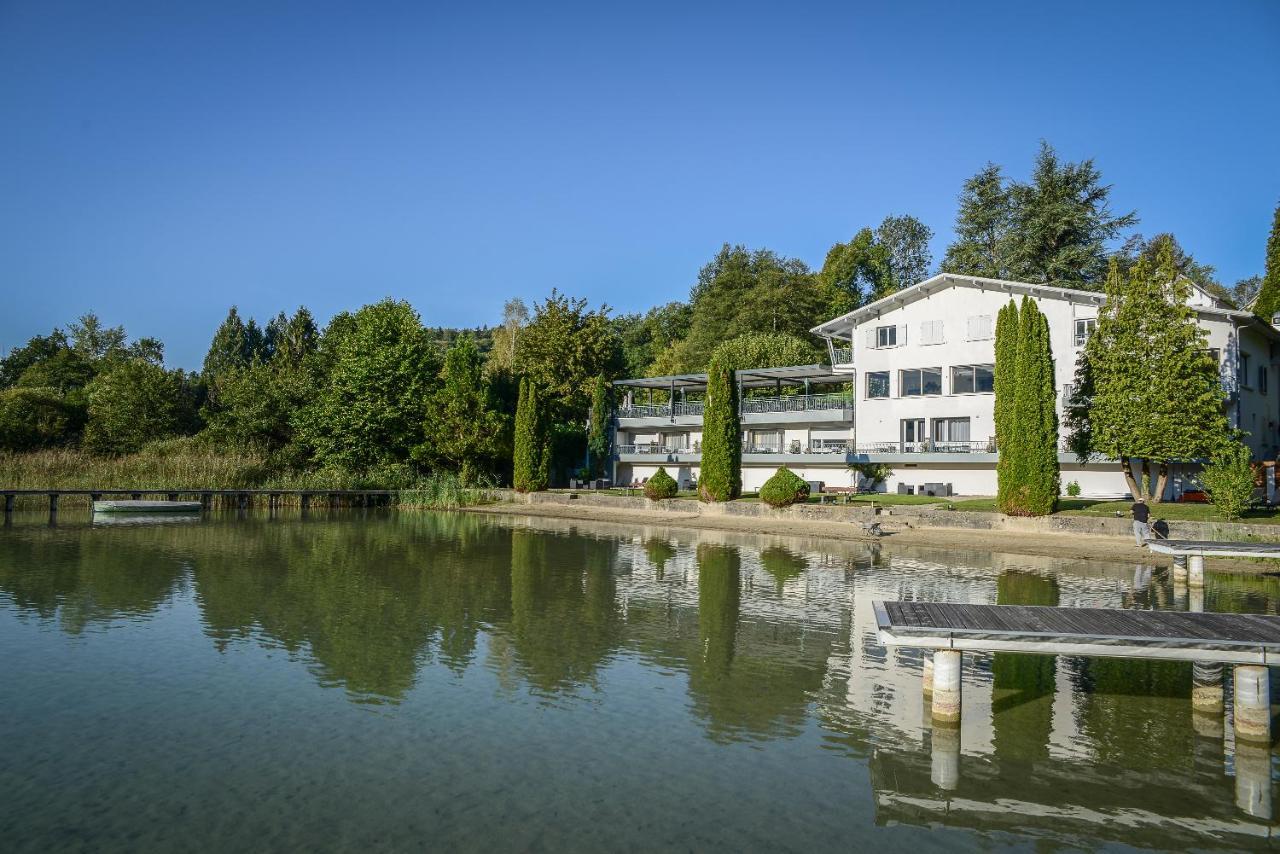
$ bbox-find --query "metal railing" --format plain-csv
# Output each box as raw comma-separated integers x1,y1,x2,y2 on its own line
740,393,852,414
853,440,997,454
615,444,696,455
674,401,704,416
832,347,854,364
614,404,671,419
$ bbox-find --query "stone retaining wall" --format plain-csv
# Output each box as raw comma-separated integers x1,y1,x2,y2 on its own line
493,490,1280,543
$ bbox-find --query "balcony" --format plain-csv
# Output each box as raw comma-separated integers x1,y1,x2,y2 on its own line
832,347,853,365
855,440,996,455
616,393,852,424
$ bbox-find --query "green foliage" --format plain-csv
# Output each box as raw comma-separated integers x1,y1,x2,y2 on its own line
398,471,497,509
294,299,440,471
1005,297,1059,516
612,302,692,377
710,332,823,371
643,467,678,500
944,143,1137,288
202,307,255,396
681,245,825,372
818,228,891,315
1083,240,1229,496
698,359,741,502
1253,202,1280,322
1115,233,1223,299
0,387,86,451
759,467,810,508
849,462,891,490
416,335,509,483
876,214,934,291
587,375,611,478
68,312,128,361
515,290,623,423
1199,441,1255,521
512,377,547,492
1066,480,1081,497
83,360,199,455
994,299,1020,511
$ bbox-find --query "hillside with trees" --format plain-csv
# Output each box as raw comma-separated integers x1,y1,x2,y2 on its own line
1,144,1274,492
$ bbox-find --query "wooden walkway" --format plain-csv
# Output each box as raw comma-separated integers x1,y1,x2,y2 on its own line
1147,539,1280,559
3,488,399,514
874,600,1280,664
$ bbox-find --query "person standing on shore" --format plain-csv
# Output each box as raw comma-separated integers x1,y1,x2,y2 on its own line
1131,498,1151,546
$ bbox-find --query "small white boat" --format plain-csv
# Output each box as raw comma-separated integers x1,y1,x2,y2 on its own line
92,500,202,514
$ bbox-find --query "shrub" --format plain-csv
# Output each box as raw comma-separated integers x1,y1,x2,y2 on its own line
1200,441,1255,521
644,467,678,500
760,467,810,508
850,462,891,490
1066,480,1081,497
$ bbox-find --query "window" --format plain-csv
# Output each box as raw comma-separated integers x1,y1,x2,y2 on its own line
1261,366,1269,395
966,314,993,341
876,325,897,348
899,367,942,397
931,417,971,444
865,371,890,399
951,364,994,394
1074,318,1096,347
919,319,945,345
1241,353,1252,388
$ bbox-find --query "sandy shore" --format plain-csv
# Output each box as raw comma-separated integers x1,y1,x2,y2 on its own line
468,500,1280,574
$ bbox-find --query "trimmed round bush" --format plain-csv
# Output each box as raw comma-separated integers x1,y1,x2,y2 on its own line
644,467,679,500
760,467,810,508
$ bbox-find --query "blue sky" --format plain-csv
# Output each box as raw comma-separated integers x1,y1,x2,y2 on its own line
3,0,1278,369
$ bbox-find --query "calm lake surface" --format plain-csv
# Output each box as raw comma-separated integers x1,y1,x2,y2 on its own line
2,509,1278,852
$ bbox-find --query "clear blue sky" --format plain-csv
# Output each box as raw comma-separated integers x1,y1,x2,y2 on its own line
3,0,1278,369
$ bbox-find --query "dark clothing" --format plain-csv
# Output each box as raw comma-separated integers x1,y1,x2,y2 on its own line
1132,502,1150,523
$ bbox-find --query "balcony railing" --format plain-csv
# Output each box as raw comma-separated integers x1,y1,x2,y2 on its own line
832,347,853,364
617,393,851,420
854,440,997,454
615,444,695,455
741,392,851,414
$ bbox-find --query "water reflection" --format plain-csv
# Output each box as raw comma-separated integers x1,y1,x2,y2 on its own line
1,510,1277,848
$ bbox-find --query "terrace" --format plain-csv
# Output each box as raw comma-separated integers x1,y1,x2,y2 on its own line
613,365,853,424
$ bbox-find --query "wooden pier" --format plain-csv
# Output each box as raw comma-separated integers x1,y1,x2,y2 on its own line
2,488,399,519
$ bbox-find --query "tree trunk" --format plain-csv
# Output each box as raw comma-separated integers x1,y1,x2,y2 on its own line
1150,461,1169,504
1120,456,1142,501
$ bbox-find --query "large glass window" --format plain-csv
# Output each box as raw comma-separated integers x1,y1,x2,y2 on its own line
951,364,995,394
1074,318,1096,347
931,417,971,444
899,367,942,396
866,371,890,399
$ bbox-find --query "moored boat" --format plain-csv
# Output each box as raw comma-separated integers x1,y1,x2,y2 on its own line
92,500,202,513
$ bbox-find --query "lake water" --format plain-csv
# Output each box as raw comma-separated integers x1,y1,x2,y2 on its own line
1,509,1277,851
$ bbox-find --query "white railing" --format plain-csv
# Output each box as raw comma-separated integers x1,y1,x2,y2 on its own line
832,347,853,364
614,404,670,419
854,440,997,454
615,444,695,455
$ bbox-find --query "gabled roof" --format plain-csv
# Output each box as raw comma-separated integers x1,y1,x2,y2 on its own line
810,273,1267,340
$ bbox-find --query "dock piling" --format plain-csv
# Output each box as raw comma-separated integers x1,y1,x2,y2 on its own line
930,650,962,723
1172,555,1188,584
1232,664,1270,743
1191,662,1224,714
1188,555,1205,589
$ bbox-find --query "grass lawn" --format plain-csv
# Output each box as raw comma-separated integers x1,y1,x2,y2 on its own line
1057,500,1280,525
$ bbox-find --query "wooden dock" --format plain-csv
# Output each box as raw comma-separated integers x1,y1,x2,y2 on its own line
3,488,399,517
874,599,1277,745
873,600,1280,664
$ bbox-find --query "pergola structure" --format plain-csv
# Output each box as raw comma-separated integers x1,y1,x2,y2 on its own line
613,364,850,404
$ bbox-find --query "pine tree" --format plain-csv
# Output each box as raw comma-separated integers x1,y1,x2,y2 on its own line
586,375,611,479
1084,239,1229,501
1008,298,1059,515
417,335,507,483
942,163,1014,279
698,358,741,502
202,307,251,385
1252,202,1280,321
512,377,546,492
994,299,1020,512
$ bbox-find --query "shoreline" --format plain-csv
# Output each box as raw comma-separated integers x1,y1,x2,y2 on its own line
468,499,1280,575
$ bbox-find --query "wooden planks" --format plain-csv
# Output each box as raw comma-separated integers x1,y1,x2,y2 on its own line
873,600,1280,664
1146,539,1280,559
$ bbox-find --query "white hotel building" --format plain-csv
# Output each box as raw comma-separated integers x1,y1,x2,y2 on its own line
610,273,1280,498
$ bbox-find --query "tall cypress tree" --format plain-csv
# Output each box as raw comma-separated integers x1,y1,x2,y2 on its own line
1252,202,1280,321
994,299,1020,512
586,374,610,478
513,377,547,492
698,358,741,502
1084,240,1228,501
1008,298,1059,515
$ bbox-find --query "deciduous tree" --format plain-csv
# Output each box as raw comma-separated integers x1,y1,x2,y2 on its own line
417,335,508,483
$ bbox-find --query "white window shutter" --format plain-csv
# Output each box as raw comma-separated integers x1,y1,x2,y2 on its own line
897,323,907,346
865,328,876,348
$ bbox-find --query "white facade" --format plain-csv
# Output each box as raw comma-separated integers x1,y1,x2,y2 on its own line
611,273,1280,498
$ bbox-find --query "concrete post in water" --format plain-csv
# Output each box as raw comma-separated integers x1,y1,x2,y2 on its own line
1191,662,1224,714
930,722,961,791
1188,555,1205,589
1233,665,1270,743
1188,586,1204,613
47,493,58,519
1172,555,1188,584
931,650,962,723
1235,739,1274,821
